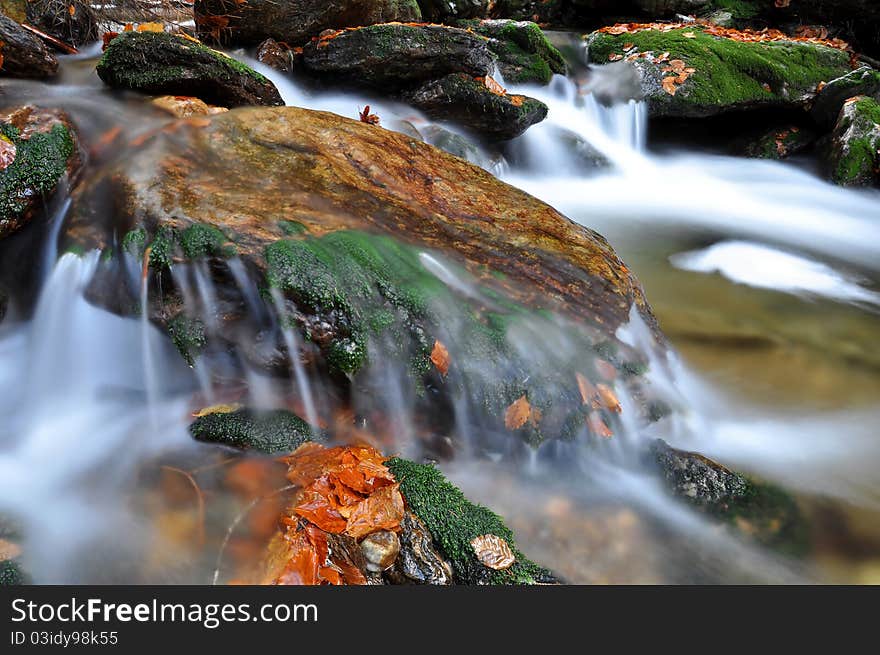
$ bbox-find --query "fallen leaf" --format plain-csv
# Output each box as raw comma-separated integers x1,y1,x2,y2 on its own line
608,53,624,61
0,135,15,171
504,395,531,430
358,105,380,125
343,483,405,539
293,476,348,533
596,384,622,414
481,75,507,95
470,534,515,570
662,76,679,96
683,31,697,38
587,412,614,438
193,403,241,417
430,340,450,375
576,372,597,406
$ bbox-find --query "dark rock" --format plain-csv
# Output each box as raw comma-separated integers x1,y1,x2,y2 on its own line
96,31,284,107
300,23,494,91
585,25,851,119
741,124,816,160
649,438,750,505
189,408,323,454
386,512,453,584
811,67,880,130
827,96,880,187
406,73,548,140
418,0,488,21
26,0,98,47
194,0,422,47
0,14,58,79
458,19,566,85
256,38,295,74
1,106,79,239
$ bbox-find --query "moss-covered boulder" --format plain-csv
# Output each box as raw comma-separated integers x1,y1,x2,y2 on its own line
387,457,557,584
458,19,566,85
741,124,816,160
190,408,321,454
0,13,58,79
811,67,880,130
407,73,548,140
300,23,494,90
96,31,283,107
194,0,422,47
1,106,79,239
827,96,880,187
418,0,488,21
26,0,98,47
650,439,809,556
66,105,659,450
585,25,851,118
0,558,27,585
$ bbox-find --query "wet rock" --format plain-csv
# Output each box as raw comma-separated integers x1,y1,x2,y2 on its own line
66,105,657,449
256,38,295,74
827,96,880,188
300,23,494,91
387,457,558,584
0,14,58,79
407,73,548,140
1,106,79,239
649,439,809,556
189,408,323,454
26,0,98,47
387,512,453,584
151,96,229,118
741,124,816,160
458,19,566,85
96,31,284,107
418,0,488,22
585,26,851,119
194,0,422,47
811,67,880,130
360,530,400,572
0,558,27,585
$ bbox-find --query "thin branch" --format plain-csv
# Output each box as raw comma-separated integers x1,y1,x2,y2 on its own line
20,23,78,55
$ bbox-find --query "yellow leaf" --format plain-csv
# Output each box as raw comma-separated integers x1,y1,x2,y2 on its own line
193,403,242,417
596,384,622,414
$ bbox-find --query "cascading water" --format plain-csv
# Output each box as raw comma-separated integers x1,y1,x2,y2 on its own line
1,42,879,584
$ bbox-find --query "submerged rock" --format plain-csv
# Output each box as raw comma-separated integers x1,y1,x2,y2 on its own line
649,439,809,556
300,23,494,90
458,19,566,85
194,0,422,47
585,26,851,119
406,73,548,140
0,14,59,79
388,512,453,584
190,408,322,454
96,32,284,107
26,0,98,47
1,106,79,239
256,38,295,74
741,124,816,160
66,105,657,450
828,96,880,187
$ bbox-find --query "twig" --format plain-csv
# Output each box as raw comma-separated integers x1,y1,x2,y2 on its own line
856,53,880,70
20,23,78,55
212,484,297,586
160,465,206,546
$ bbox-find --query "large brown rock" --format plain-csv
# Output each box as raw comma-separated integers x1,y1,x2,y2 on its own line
0,14,58,79
194,0,423,47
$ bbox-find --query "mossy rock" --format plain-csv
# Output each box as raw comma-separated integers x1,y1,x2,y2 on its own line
406,73,548,139
419,0,489,21
811,67,880,130
458,18,566,85
585,26,851,118
190,408,322,454
96,31,283,107
650,439,810,556
167,314,207,367
0,559,28,585
0,14,58,79
300,23,494,91
387,457,558,584
828,96,880,187
1,106,78,239
741,124,816,159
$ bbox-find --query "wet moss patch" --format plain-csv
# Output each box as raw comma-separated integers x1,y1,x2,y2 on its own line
387,457,557,584
459,19,566,85
190,408,322,454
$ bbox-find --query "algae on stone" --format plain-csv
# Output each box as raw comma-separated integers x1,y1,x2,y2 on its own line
190,408,320,454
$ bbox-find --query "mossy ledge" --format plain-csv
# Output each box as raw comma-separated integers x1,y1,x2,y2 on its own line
387,457,558,584
96,31,283,107
458,19,566,85
189,408,322,454
122,222,236,269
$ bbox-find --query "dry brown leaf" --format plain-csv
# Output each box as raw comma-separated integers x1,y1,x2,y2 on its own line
662,76,679,96
192,403,241,417
587,412,614,438
430,340,450,376
470,534,515,570
576,372,597,406
0,135,15,171
343,483,405,539
596,384,622,414
482,75,507,95
504,395,531,430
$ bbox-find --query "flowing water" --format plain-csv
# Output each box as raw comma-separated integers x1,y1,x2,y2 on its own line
1,43,879,584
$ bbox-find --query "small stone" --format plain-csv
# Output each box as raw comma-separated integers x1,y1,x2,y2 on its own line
360,530,400,572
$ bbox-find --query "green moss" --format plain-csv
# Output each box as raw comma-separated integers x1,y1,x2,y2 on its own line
587,28,850,114
387,458,556,584
179,223,236,259
854,97,880,124
709,0,760,19
189,408,321,454
0,122,74,235
123,222,235,269
278,220,308,236
460,19,566,85
148,225,177,270
121,227,147,258
0,559,27,586
832,98,880,186
167,314,206,367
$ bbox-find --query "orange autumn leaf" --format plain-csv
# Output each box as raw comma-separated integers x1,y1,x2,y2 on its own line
662,76,679,96
504,395,531,430
588,412,614,438
343,483,405,539
293,476,348,533
430,339,450,375
576,372,597,406
274,530,320,585
481,75,507,96
596,384,622,414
